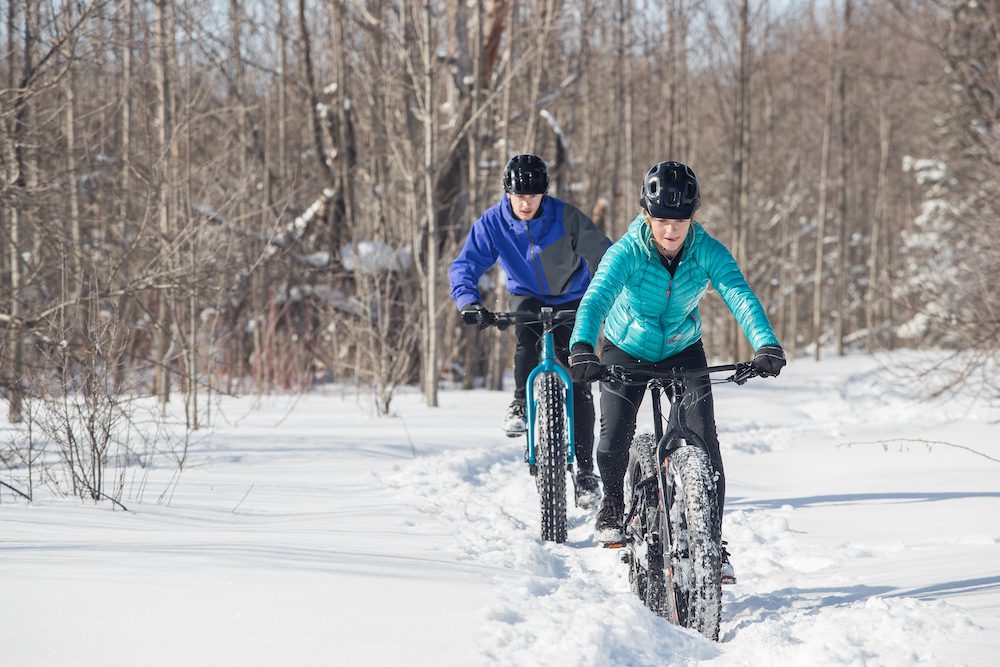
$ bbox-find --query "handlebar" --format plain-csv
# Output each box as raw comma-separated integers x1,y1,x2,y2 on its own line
602,361,759,386
481,309,576,331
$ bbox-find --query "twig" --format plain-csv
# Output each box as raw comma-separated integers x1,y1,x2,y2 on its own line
274,391,306,428
1,480,31,501
398,414,418,458
841,438,1000,464
97,490,130,512
232,483,255,513
67,469,130,510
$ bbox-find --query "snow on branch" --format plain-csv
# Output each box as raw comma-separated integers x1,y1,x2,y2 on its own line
263,188,336,261
340,241,413,274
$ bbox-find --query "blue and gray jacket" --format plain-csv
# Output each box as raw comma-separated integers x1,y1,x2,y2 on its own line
571,216,779,362
449,195,611,310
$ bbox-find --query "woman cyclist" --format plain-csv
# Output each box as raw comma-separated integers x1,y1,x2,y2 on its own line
567,160,785,582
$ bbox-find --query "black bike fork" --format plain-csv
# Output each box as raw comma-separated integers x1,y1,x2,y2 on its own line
653,380,712,547
621,380,711,538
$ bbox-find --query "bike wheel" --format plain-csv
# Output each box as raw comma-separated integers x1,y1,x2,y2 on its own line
533,372,568,543
664,445,723,641
624,434,672,617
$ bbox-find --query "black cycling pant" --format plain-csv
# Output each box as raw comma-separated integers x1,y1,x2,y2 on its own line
510,296,594,472
597,339,723,520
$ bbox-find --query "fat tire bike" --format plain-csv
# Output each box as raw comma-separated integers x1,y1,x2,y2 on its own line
603,361,759,641
484,307,580,543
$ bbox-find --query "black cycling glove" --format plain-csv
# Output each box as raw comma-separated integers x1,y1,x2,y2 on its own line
752,344,786,377
569,343,602,383
460,303,496,330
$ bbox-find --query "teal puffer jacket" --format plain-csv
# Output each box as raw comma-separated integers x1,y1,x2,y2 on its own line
571,216,779,362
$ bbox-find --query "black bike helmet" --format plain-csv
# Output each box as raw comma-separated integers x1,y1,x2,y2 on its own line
503,154,549,195
640,161,700,219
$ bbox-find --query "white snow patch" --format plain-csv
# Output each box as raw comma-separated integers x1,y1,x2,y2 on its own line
2,352,998,666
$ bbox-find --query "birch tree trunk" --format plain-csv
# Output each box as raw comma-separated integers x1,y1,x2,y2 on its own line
3,0,37,423
608,0,625,234
867,101,891,353
835,0,852,357
111,0,133,391
463,0,484,391
119,0,132,226
812,43,836,362
422,0,440,407
3,1,19,424
487,0,516,392
62,0,83,286
523,0,558,150
666,0,679,156
277,0,289,188
153,0,174,404
730,0,751,361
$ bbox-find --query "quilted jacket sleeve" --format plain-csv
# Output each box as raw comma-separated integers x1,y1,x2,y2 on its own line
702,236,780,350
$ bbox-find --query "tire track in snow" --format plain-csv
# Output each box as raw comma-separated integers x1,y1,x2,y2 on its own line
380,436,987,666
380,441,720,666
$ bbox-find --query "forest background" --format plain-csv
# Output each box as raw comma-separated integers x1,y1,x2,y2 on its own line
2,0,999,503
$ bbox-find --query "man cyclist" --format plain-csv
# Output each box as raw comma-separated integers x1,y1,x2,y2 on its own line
450,154,612,508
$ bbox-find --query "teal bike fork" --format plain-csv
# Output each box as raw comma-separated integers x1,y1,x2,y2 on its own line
524,327,575,469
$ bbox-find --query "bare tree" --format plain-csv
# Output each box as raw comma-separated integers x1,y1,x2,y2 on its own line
811,30,836,362
729,0,752,361
0,0,991,440
834,0,853,357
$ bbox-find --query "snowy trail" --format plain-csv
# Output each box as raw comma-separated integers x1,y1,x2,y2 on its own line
3,353,999,666
379,436,991,666
380,438,723,665
378,354,999,666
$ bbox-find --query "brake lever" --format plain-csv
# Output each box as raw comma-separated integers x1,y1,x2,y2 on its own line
604,364,629,383
729,362,755,385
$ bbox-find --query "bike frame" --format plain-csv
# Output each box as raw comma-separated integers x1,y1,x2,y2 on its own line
609,361,757,637
524,307,575,469
616,363,749,539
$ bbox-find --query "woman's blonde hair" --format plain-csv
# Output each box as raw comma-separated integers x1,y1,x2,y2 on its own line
639,209,657,256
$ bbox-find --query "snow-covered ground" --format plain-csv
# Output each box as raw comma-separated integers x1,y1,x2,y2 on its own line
2,352,998,666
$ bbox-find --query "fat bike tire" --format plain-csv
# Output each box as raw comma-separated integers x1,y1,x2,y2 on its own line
665,445,723,641
534,373,568,543
624,434,671,617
